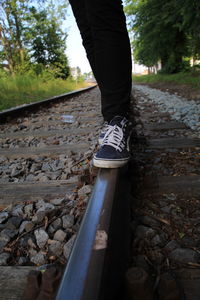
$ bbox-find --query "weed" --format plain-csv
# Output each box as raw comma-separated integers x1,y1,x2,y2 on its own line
0,74,87,111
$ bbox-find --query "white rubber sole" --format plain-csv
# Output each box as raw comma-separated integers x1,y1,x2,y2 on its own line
93,157,129,168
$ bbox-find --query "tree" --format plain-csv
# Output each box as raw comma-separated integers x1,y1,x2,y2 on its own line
0,0,70,78
177,0,200,61
0,0,31,73
29,5,69,78
125,0,200,73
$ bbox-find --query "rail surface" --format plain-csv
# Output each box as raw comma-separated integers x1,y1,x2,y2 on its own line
0,85,96,123
56,167,130,300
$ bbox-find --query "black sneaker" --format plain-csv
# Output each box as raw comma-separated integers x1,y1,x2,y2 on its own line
93,116,131,168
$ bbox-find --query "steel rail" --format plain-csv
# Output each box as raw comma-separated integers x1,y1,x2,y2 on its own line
56,167,130,300
0,85,96,123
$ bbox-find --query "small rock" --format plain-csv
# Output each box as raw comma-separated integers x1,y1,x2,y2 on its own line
135,225,156,239
161,206,171,214
11,167,22,177
63,168,71,177
50,218,62,231
50,198,65,206
36,200,45,209
59,154,66,160
49,240,63,256
164,193,177,201
51,171,62,180
0,240,9,253
31,252,46,265
0,253,10,265
169,248,200,264
63,234,76,259
151,234,164,247
19,221,30,234
18,257,28,265
181,236,198,248
33,211,45,223
60,173,67,180
30,164,40,173
7,216,23,229
29,248,37,257
133,255,150,273
24,204,33,216
0,156,7,163
140,216,159,227
19,124,27,130
57,161,65,170
3,204,13,213
42,162,51,171
26,174,36,181
20,233,34,247
62,215,74,229
34,229,49,248
48,225,56,235
66,200,76,208
54,229,67,242
0,224,6,231
36,201,54,213
0,212,9,224
159,200,168,208
27,238,37,249
24,222,34,232
65,176,80,184
149,250,164,264
65,192,76,201
1,229,18,239
78,185,92,197
12,205,24,217
39,175,49,182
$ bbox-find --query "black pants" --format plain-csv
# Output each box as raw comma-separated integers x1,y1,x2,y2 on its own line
69,0,132,122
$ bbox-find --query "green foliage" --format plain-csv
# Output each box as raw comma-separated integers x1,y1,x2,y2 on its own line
0,0,70,78
125,0,200,73
0,68,8,79
0,1,84,112
0,73,87,111
132,71,200,89
0,0,31,73
29,6,69,78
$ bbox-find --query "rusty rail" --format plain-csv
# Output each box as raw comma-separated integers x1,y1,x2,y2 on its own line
56,167,130,300
0,85,96,123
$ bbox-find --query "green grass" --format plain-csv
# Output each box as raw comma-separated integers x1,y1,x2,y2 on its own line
132,72,200,89
0,75,87,111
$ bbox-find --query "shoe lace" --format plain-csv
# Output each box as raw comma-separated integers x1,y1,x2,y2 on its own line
100,122,109,136
102,124,125,152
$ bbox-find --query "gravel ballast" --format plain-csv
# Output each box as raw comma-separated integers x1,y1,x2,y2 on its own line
134,84,200,136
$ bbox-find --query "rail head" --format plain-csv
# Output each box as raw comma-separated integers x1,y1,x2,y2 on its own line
0,85,97,124
56,168,119,300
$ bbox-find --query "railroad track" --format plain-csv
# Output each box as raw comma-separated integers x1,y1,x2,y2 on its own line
0,85,106,298
0,84,200,299
126,87,200,300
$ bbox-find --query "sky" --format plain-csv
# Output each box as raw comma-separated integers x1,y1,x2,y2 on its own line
65,3,146,74
65,5,91,74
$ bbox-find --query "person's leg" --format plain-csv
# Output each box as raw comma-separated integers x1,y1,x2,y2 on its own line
69,0,132,168
69,0,132,122
85,0,132,121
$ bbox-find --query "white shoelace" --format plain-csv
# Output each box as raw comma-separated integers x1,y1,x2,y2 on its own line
100,122,109,136
102,124,125,152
